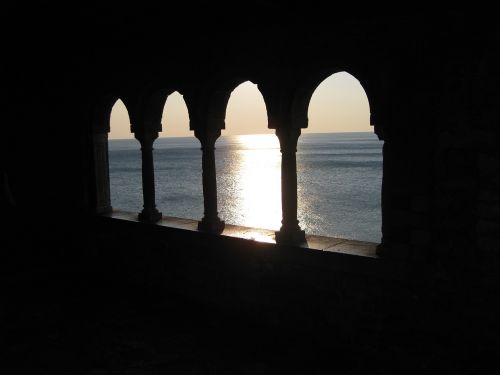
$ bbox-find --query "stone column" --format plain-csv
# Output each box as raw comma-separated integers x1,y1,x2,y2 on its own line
93,132,112,214
194,128,225,233
275,128,306,244
135,131,162,223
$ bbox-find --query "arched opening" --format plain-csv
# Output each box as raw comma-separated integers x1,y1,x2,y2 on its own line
154,91,203,220
108,99,142,212
217,81,282,231
298,72,382,242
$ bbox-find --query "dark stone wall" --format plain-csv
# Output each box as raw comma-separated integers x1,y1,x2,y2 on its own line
86,218,500,372
4,216,497,372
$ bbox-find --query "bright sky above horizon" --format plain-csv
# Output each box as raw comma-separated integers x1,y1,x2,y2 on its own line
109,72,372,140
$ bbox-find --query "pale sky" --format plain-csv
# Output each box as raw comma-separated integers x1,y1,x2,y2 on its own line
109,72,371,139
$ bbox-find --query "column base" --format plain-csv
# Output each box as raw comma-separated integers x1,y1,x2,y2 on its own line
198,216,225,234
275,226,306,245
138,208,162,223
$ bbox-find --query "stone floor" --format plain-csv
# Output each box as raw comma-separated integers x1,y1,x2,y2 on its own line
5,265,495,375
1,268,362,375
2,220,498,375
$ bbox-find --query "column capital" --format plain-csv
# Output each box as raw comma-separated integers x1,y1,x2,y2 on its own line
131,120,162,135
276,128,301,155
134,131,159,151
194,127,221,148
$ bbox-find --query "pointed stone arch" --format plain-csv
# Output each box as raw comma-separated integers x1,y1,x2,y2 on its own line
183,73,270,134
224,80,270,135
291,68,374,133
91,93,134,214
293,68,383,243
93,94,127,134
159,91,192,137
138,88,177,134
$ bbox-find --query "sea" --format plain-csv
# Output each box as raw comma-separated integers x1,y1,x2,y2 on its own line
109,132,382,243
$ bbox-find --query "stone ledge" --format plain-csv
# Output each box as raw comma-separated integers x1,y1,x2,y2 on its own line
99,210,406,280
106,210,377,254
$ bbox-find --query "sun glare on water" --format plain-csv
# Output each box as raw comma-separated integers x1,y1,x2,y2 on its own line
223,134,282,231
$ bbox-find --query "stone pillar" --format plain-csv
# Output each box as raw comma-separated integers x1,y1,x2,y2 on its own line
93,132,112,214
275,128,306,244
135,131,162,223
194,128,225,233
376,140,389,256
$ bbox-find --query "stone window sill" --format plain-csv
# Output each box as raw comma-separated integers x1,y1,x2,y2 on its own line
99,210,406,280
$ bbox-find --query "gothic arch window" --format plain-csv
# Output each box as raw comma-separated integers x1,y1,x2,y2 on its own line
298,71,382,242
155,91,203,220
217,81,281,230
108,99,142,212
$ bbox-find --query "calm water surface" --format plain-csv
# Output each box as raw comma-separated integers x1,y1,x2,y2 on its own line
109,132,382,242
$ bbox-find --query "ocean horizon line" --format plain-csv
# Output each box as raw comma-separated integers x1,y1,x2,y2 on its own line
109,130,376,141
